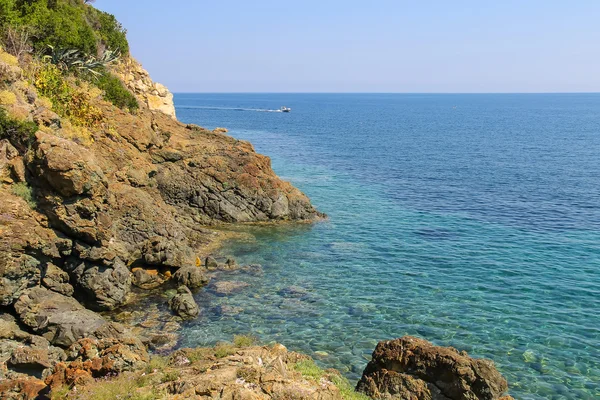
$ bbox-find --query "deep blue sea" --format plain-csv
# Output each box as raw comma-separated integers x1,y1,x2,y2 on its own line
174,93,600,399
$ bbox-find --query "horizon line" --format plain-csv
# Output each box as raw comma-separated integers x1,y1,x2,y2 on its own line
172,91,600,95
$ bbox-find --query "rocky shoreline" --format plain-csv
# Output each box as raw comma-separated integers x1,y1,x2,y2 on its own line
1,25,512,400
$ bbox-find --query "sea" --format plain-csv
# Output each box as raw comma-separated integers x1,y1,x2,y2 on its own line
173,93,600,399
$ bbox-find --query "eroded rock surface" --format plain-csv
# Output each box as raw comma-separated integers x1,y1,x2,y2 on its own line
173,265,209,288
13,287,114,347
168,286,200,319
356,336,513,400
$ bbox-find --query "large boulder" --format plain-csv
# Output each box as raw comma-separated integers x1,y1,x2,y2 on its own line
356,336,512,400
13,287,111,347
168,286,200,320
141,236,193,269
172,266,209,288
65,257,131,311
28,131,107,198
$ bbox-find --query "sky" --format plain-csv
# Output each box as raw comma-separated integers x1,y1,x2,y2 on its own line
95,0,600,93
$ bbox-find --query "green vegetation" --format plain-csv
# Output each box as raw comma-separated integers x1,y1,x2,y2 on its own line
214,343,237,358
94,69,138,111
11,182,35,208
160,370,180,383
49,385,71,400
70,374,163,400
293,359,326,380
182,347,213,363
330,374,371,400
144,355,168,374
32,62,104,126
0,107,38,150
293,359,370,400
233,334,259,347
0,0,128,55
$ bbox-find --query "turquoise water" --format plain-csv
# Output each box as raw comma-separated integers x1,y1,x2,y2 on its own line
174,94,600,399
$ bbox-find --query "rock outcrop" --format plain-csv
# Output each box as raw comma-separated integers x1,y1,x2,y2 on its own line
13,287,118,348
168,286,200,320
112,57,177,119
172,265,209,288
0,39,321,338
45,343,344,400
356,336,513,400
45,335,149,389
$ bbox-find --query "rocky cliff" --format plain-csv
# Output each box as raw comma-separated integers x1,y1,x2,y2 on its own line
0,40,327,397
0,2,514,398
112,57,177,120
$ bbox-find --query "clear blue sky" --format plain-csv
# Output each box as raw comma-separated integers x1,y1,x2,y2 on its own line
95,0,600,93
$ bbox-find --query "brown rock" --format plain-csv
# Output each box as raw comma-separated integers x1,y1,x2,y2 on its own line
0,377,48,400
8,347,52,370
41,263,74,296
356,336,511,400
168,286,200,320
205,256,218,270
172,265,209,288
141,236,193,269
13,287,110,348
132,267,165,289
29,131,107,198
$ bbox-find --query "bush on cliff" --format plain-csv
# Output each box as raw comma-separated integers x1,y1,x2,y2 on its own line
0,106,38,150
93,69,139,111
32,61,104,127
0,0,129,55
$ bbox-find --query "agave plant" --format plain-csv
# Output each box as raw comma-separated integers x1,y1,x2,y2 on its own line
77,49,121,77
43,45,83,71
43,45,121,76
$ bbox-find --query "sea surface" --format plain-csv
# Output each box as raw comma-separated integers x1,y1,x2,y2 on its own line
174,93,600,399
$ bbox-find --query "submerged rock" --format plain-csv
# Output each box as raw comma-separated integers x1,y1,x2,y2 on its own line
213,280,250,295
168,286,200,319
356,336,513,400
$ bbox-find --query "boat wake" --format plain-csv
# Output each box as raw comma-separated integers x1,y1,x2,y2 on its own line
177,106,283,112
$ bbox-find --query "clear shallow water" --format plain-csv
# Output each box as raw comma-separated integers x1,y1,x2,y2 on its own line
174,93,600,399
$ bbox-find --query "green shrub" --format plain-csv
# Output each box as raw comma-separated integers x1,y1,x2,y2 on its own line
93,70,138,111
32,62,104,126
0,107,38,151
233,334,258,347
293,360,369,400
87,7,129,54
145,355,168,374
214,343,236,358
0,0,129,55
11,182,35,208
160,370,180,383
293,359,326,381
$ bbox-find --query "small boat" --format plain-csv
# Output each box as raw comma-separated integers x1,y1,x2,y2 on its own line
280,106,291,113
